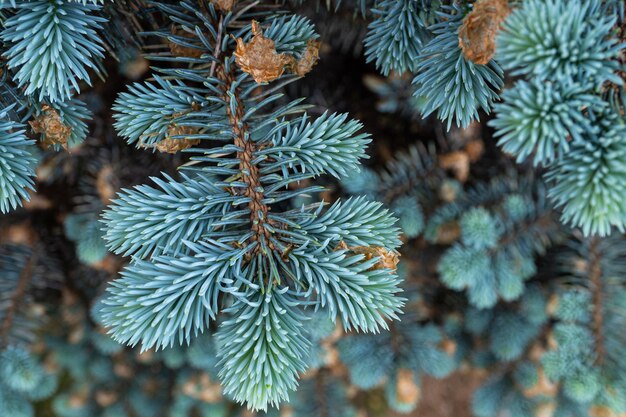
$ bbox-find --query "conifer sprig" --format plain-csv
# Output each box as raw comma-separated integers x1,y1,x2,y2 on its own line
101,3,403,410
1,0,106,102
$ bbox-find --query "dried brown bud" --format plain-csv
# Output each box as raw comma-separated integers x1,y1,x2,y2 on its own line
0,223,37,245
155,125,200,153
113,362,133,379
395,369,421,406
90,255,121,274
234,21,294,83
458,0,512,65
68,391,89,408
573,258,589,274
30,104,72,149
547,330,559,350
136,349,155,363
23,193,53,211
96,165,118,205
181,373,222,403
337,242,400,271
588,405,626,417
439,151,471,183
535,402,557,417
434,221,461,244
291,39,320,76
439,338,458,356
528,342,547,362
322,342,340,367
465,139,485,162
121,55,149,80
95,389,118,407
439,181,460,203
169,26,205,58
210,0,235,12
522,367,558,398
546,293,560,317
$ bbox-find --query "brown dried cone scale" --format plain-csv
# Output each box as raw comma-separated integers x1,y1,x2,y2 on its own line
458,0,512,65
29,104,72,149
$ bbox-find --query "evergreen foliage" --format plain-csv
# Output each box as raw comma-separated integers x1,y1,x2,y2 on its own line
0,0,626,416
428,178,561,308
64,212,108,264
343,143,443,239
100,3,403,411
0,116,36,213
364,0,435,76
542,236,626,411
0,0,107,213
546,109,626,236
496,0,622,84
0,244,61,417
412,7,504,129
338,318,455,413
1,0,106,102
490,80,604,166
487,0,626,236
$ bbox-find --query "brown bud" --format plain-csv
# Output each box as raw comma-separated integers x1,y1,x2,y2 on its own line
439,151,471,183
1,223,37,245
546,293,560,317
573,258,589,274
395,369,421,406
95,389,118,407
439,181,460,203
458,0,512,65
291,39,320,76
136,349,155,363
155,125,200,153
23,193,53,211
322,342,340,367
522,367,558,398
169,26,204,58
234,21,294,83
113,362,133,379
535,402,557,417
465,139,485,162
439,338,458,356
588,405,626,417
68,390,89,408
181,373,222,403
528,342,547,362
96,165,118,205
30,104,72,149
434,221,461,244
210,0,235,12
337,243,400,271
